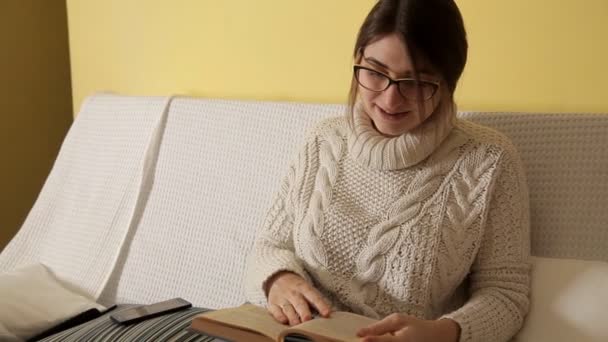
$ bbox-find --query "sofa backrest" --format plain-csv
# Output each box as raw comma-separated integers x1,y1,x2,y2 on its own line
99,98,345,308
459,112,608,262
7,94,604,310
98,97,608,309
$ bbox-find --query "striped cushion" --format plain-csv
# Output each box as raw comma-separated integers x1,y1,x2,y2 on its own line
37,305,220,342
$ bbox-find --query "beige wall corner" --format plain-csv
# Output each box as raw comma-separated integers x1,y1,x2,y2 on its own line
0,0,73,250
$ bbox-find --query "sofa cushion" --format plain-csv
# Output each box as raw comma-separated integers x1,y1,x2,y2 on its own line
37,305,216,342
515,256,608,341
0,264,105,341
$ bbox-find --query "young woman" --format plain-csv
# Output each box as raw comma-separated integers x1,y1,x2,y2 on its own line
245,1,531,341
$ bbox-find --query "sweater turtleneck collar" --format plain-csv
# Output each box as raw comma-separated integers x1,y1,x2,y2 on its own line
347,99,456,171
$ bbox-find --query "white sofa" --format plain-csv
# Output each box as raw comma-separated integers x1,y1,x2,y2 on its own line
1,94,607,341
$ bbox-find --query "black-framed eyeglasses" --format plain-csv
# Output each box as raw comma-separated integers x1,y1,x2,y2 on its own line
353,65,440,101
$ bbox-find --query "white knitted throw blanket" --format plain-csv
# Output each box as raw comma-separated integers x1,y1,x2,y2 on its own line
0,94,173,299
245,103,531,342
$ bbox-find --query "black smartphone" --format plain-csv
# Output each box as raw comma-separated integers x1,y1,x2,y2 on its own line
110,298,192,325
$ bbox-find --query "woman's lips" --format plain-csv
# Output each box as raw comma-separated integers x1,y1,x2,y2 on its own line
377,106,410,121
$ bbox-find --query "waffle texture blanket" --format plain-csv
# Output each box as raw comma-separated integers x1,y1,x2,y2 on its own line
0,94,173,299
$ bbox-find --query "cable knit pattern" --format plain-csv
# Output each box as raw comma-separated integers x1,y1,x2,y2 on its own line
245,106,531,342
352,137,465,317
295,130,345,269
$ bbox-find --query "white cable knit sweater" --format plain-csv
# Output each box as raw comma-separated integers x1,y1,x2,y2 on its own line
244,104,531,342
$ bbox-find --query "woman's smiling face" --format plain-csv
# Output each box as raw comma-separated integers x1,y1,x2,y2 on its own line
357,33,442,137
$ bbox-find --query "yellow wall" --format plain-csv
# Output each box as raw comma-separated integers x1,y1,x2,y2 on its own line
66,0,608,114
0,1,73,250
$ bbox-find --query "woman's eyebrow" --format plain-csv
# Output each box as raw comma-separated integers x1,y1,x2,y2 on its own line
363,56,433,78
363,56,390,70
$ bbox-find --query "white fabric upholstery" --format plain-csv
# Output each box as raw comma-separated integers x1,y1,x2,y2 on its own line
3,94,607,341
0,94,172,298
459,112,608,261
100,98,345,308
515,257,608,342
94,98,608,310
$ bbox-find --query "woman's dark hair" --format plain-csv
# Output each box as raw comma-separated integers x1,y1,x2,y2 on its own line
348,0,468,110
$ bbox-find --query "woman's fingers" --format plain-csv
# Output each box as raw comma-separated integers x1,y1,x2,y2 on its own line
357,313,410,337
267,304,288,325
266,272,332,325
280,302,301,326
290,295,314,322
301,285,332,317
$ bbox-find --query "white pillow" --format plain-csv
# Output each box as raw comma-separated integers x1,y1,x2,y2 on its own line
0,321,19,342
0,263,105,341
515,256,608,342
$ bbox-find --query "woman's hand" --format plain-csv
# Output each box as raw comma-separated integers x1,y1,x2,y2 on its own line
357,313,460,342
266,271,332,326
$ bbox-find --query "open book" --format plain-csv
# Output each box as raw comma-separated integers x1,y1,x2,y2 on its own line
189,303,378,342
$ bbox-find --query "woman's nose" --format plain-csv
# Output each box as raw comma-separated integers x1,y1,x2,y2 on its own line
380,83,405,111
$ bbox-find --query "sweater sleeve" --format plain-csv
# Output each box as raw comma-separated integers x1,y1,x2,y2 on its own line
442,149,532,342
243,137,315,306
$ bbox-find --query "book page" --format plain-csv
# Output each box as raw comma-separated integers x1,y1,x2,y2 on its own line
195,303,286,340
281,311,378,342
